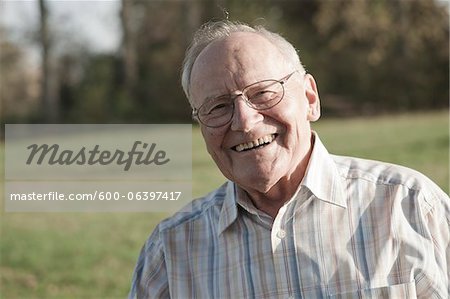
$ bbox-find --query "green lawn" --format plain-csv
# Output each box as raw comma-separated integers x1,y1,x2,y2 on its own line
1,111,448,298
313,111,449,192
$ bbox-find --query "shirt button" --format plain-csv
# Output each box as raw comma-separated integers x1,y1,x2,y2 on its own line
277,229,286,239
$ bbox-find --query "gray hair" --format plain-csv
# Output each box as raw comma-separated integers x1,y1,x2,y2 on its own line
181,20,305,106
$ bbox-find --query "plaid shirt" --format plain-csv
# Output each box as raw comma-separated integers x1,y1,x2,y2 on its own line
129,134,449,299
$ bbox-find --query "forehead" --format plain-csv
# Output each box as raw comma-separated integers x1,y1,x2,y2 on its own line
190,32,287,104
193,32,282,70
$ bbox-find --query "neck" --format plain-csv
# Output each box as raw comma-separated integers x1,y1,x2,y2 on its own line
243,135,315,218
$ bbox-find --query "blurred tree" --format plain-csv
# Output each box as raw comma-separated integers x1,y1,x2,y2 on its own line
131,0,192,122
0,26,40,124
38,0,59,122
4,0,447,124
70,54,120,122
312,0,449,115
120,0,138,105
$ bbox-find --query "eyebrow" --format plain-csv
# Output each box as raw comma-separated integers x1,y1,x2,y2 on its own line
203,93,231,103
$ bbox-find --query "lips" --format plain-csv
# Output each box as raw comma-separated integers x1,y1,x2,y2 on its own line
233,134,277,152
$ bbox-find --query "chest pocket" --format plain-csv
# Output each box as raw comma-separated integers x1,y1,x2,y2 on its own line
329,281,416,298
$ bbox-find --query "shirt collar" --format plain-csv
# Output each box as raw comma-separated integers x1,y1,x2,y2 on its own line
218,182,272,235
217,181,238,235
301,132,347,208
217,132,347,235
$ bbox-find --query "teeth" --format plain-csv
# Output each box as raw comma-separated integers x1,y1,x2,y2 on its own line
234,134,276,152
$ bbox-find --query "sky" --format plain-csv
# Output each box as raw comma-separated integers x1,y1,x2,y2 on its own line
0,0,121,54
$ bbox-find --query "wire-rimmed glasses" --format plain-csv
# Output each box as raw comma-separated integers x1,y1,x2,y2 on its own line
192,70,299,128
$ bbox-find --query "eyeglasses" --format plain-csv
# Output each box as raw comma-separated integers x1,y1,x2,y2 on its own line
192,70,299,128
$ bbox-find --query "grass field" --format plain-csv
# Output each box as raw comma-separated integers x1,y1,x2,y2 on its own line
1,111,448,298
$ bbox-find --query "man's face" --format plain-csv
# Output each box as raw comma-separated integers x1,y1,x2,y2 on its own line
190,32,320,194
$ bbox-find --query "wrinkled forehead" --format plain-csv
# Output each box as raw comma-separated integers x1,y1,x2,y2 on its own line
190,32,288,104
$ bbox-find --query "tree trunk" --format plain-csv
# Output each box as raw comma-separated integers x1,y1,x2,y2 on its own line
120,0,137,95
38,0,57,122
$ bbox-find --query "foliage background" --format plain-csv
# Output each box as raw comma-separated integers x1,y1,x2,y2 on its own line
1,0,449,124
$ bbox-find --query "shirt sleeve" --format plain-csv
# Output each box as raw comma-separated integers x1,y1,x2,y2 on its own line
128,226,169,299
416,183,450,298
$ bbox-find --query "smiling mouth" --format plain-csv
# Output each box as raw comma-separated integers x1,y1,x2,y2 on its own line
232,134,277,152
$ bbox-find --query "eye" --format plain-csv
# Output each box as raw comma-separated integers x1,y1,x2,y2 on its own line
255,90,270,96
201,98,232,115
210,103,228,112
245,80,281,103
248,89,277,102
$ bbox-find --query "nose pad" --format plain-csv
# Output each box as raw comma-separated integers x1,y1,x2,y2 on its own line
230,96,264,132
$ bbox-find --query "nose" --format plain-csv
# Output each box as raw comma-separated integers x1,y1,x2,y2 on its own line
230,96,264,132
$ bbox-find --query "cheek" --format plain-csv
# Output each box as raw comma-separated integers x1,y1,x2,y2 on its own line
286,100,310,132
268,98,310,146
201,127,226,153
284,94,308,115
267,98,306,128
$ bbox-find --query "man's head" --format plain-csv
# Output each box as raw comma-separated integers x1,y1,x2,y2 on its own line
182,20,320,195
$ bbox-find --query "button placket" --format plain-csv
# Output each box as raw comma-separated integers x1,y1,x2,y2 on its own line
277,229,287,239
271,204,291,293
271,205,287,252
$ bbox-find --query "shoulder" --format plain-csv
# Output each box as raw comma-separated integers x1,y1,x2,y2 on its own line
133,182,231,259
332,154,449,211
333,155,430,190
156,181,230,233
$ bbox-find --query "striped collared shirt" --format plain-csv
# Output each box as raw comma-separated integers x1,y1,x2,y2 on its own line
129,134,449,298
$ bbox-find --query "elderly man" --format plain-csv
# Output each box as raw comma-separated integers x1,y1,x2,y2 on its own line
129,21,449,298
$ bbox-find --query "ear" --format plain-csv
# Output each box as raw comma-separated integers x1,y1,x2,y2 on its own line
304,73,321,122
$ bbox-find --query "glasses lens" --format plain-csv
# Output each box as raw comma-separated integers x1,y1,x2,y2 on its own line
198,96,234,127
244,80,284,110
196,77,287,127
